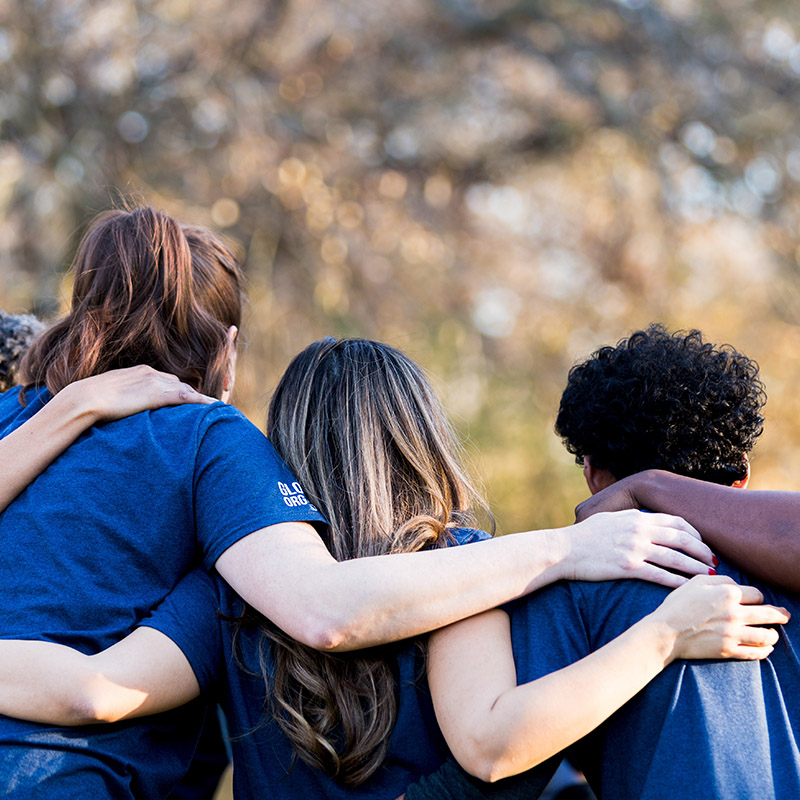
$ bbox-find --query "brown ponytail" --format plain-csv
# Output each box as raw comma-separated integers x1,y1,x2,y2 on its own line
21,206,243,399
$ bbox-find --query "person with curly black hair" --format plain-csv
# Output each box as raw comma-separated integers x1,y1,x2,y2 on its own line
555,324,765,490
395,325,800,800
493,326,800,800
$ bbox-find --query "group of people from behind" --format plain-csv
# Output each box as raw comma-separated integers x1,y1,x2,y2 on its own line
0,205,796,800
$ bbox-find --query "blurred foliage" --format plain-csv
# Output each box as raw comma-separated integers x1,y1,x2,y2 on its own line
4,0,800,533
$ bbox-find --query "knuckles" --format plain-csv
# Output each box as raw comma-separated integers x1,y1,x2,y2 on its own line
719,636,736,658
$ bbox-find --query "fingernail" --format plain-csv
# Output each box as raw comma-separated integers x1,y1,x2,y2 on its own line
712,556,720,567
708,568,717,576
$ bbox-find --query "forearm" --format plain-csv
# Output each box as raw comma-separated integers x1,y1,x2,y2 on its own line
629,470,800,591
0,640,120,725
317,533,569,650
0,385,97,509
464,617,672,782
221,510,716,652
218,525,572,652
0,367,216,511
0,630,199,726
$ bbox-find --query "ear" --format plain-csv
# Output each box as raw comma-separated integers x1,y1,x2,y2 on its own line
732,454,750,489
583,456,617,495
221,325,238,403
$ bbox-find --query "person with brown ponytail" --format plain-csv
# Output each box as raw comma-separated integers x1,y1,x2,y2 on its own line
0,336,783,799
0,206,330,798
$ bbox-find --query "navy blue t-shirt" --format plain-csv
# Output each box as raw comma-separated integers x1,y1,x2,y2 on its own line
147,527,494,800
507,560,800,800
0,386,325,799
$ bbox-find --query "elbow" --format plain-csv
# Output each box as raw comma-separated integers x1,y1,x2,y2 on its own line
302,626,349,652
452,727,551,783
452,736,516,784
51,686,109,726
64,695,108,726
63,673,136,725
292,614,358,652
458,753,511,784
281,593,389,652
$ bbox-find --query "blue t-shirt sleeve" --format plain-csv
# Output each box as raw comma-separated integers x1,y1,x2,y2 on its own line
193,405,327,569
139,569,222,694
447,527,493,546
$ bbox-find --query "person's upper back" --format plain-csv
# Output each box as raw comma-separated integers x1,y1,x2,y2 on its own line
0,386,227,650
508,560,800,800
0,385,326,799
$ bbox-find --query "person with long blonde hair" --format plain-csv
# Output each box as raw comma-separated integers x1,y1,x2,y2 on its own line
0,336,784,799
0,204,720,798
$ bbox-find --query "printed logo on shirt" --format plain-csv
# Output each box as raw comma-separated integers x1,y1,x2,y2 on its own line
278,481,318,511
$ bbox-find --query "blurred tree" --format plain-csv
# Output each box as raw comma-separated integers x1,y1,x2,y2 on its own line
3,0,800,530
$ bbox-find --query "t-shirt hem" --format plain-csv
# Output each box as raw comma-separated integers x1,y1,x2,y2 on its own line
137,620,217,694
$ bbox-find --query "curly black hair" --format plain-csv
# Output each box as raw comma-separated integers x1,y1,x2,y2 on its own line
555,324,766,485
0,311,45,393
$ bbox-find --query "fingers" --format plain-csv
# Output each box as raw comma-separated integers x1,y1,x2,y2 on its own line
736,585,765,605
644,541,716,576
162,383,217,407
730,644,774,661
125,365,178,380
627,562,690,589
130,367,216,406
174,387,217,405
739,603,790,625
644,513,703,542
649,526,716,567
736,625,781,648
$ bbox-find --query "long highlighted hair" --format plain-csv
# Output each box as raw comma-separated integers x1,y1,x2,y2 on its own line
256,337,492,786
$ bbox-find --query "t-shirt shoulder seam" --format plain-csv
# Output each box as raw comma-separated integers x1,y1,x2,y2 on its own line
191,402,231,494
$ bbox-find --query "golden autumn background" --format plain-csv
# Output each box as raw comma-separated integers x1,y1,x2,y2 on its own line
4,0,800,542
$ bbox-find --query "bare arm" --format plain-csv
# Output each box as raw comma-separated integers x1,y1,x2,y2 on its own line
215,509,717,652
575,470,800,592
0,628,200,726
0,367,215,509
428,576,789,783
3,376,718,657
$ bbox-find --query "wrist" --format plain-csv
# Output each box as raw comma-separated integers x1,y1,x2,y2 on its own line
512,527,572,587
54,382,101,426
630,470,666,510
544,526,576,582
640,610,681,667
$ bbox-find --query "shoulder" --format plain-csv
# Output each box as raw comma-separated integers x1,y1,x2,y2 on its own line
155,400,251,431
0,385,49,435
155,402,270,458
189,402,269,445
190,404,301,481
447,526,493,546
0,386,24,424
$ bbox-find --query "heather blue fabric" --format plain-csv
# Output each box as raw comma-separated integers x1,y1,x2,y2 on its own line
0,386,325,799
150,528,501,800
166,707,230,800
507,559,800,800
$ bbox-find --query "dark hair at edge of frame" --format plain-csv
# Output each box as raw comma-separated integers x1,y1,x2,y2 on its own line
234,337,493,787
0,312,45,393
554,324,766,485
19,206,244,402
